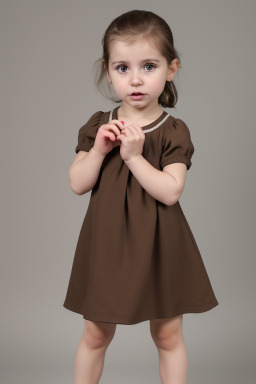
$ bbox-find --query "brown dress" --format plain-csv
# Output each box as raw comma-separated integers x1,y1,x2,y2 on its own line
63,105,219,325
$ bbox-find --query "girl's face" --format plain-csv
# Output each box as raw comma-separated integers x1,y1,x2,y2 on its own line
105,38,179,109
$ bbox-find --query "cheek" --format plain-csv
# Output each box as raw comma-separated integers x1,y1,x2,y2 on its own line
151,77,166,93
114,78,127,90
159,73,168,86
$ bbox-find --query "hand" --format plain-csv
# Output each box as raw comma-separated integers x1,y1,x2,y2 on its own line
93,119,125,156
116,123,145,162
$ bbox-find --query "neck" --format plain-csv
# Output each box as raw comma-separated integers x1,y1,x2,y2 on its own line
118,102,164,121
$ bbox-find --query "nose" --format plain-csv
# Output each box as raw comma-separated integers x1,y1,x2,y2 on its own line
130,69,143,85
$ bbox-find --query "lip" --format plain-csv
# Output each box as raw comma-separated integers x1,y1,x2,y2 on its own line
130,93,146,100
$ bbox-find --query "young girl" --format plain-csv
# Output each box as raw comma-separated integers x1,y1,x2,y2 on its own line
63,9,219,384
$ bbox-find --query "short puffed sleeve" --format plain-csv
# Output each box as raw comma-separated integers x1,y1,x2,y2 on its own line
75,111,104,153
160,117,195,170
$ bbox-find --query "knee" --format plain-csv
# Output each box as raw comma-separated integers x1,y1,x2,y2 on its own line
82,320,116,350
151,329,181,351
150,318,183,351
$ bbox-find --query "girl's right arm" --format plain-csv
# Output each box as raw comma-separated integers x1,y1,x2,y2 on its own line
69,119,124,195
68,148,105,195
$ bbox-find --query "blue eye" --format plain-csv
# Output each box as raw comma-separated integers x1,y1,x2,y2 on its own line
144,63,156,71
116,63,157,73
117,65,128,73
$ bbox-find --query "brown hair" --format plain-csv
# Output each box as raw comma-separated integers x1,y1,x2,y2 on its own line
92,9,182,109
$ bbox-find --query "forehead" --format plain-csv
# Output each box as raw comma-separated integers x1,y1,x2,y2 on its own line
109,39,164,62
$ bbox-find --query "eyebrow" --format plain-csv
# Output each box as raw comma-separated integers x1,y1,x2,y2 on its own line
111,59,161,66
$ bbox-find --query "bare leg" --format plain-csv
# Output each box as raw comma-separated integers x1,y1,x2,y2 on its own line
150,315,188,384
74,319,116,384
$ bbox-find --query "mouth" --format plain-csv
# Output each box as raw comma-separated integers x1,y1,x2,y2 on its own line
130,92,146,100
130,92,145,95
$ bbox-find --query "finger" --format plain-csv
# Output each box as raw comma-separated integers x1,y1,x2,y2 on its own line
121,126,139,137
103,123,121,137
120,127,132,137
116,132,125,142
108,119,125,130
129,124,145,138
103,131,116,141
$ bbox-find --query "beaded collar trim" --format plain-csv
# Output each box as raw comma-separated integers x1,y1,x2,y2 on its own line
109,108,171,134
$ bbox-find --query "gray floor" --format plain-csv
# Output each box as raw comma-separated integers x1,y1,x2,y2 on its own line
2,362,255,384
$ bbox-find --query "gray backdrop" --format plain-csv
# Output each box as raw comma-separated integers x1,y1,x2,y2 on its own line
1,0,255,383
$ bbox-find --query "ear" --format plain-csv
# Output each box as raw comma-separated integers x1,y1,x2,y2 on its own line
167,58,180,82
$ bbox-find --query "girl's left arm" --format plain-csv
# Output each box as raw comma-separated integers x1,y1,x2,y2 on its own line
124,155,187,205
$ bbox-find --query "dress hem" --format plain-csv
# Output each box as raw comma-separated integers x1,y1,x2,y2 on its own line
63,299,219,325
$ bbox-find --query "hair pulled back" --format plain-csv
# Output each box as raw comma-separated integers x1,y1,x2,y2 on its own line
93,9,181,108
